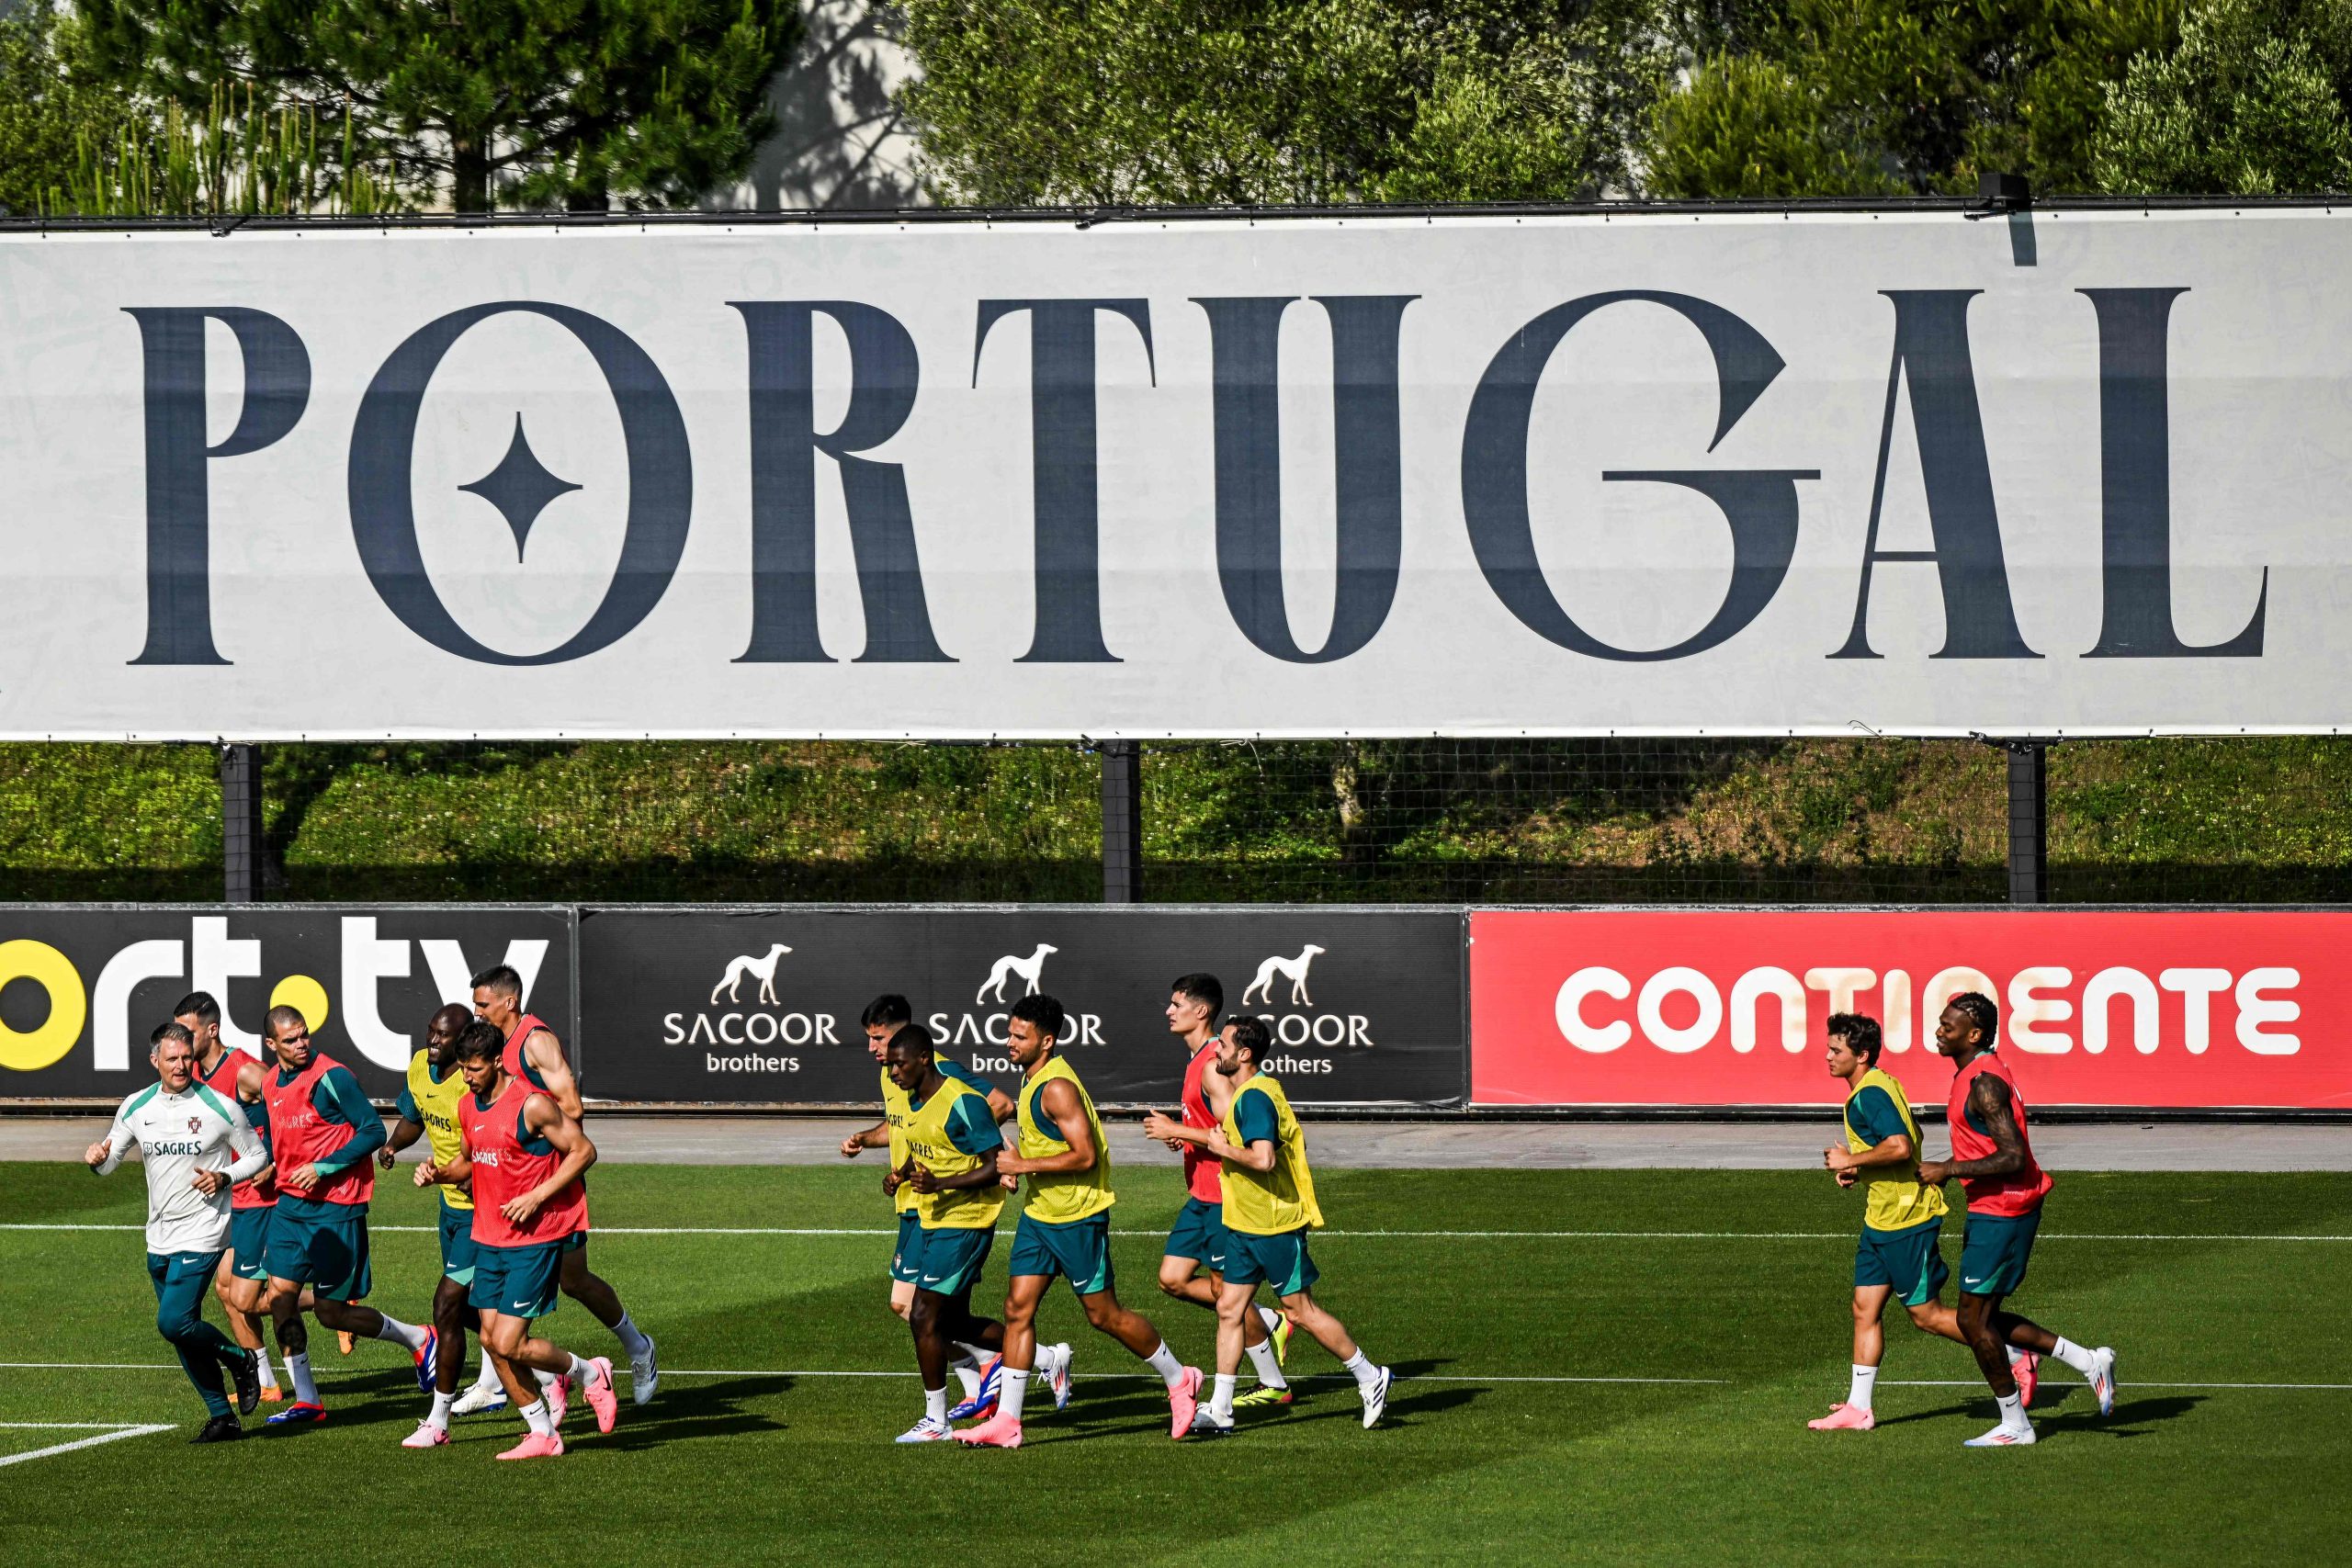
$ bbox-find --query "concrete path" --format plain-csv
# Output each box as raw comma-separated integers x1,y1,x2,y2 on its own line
4,1115,2342,1170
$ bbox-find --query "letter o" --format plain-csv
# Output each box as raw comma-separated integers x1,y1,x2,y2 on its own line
746,1011,777,1044
1311,1013,1346,1046
1638,967,1723,1055
348,302,694,664
783,1013,814,1046
0,941,86,1072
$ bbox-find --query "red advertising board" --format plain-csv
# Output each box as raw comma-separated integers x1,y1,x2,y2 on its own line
1469,909,2352,1110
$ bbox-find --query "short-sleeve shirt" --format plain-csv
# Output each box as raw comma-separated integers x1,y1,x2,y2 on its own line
1232,1089,1281,1150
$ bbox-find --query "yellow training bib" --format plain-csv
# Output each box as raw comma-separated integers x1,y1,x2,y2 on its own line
1218,1076,1324,1236
1017,1056,1114,1224
405,1051,473,1211
902,1075,1005,1231
1845,1066,1947,1233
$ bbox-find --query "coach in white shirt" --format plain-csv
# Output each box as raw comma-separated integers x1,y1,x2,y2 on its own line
87,1021,270,1442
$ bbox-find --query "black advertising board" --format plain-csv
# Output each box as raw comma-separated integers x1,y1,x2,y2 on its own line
575,907,1465,1108
0,907,573,1100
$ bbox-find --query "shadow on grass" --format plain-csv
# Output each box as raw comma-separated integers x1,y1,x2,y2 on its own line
1875,1389,2201,1437
573,1373,791,1451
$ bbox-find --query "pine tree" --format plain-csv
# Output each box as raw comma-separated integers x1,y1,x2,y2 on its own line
72,0,803,212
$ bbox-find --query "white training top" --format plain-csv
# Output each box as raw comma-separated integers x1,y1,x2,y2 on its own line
96,1080,268,1255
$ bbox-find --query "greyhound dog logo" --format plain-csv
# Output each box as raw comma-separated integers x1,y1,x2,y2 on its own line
711,943,793,1006
1241,944,1326,1008
977,943,1057,1005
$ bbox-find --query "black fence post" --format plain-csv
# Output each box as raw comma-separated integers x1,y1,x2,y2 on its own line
1101,739,1142,904
220,743,263,904
2006,739,2047,905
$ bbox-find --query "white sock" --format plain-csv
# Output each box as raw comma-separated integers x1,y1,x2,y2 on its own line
254,1352,278,1390
1995,1391,2030,1431
951,1344,984,1401
612,1310,652,1359
1210,1372,1237,1420
427,1390,454,1429
286,1350,318,1405
567,1352,601,1385
519,1397,553,1437
2049,1337,2097,1375
534,1367,561,1393
923,1384,947,1426
1245,1337,1289,1391
1001,1367,1030,1422
1256,1304,1282,1337
1144,1340,1185,1391
374,1314,429,1353
1848,1364,1878,1411
471,1357,504,1392
1341,1348,1380,1392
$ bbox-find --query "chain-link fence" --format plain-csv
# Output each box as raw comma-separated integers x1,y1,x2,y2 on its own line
0,737,2346,904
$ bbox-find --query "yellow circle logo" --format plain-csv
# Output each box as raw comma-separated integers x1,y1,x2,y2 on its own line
268,975,332,1033
0,940,87,1072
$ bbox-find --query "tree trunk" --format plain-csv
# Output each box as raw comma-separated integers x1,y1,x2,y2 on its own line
1332,740,1372,868
450,133,491,213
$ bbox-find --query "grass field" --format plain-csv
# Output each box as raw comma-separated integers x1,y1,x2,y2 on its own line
2,1160,2346,1564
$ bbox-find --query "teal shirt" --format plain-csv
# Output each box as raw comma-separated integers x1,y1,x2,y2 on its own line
1233,1090,1280,1148
942,1094,1002,1158
1846,1085,1907,1147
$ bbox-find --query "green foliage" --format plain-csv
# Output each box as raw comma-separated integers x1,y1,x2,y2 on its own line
0,0,129,214
898,0,1673,206
71,0,802,212
51,83,399,217
2093,0,2352,193
1646,0,2178,197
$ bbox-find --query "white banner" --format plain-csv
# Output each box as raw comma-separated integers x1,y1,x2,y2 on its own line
0,208,2335,739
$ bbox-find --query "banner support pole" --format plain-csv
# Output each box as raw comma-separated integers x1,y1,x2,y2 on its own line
1101,739,1142,904
2005,739,2048,905
220,743,263,904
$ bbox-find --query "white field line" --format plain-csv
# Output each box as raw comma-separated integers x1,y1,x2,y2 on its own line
3,1363,2346,1392
0,1422,173,1467
5,1224,2347,1243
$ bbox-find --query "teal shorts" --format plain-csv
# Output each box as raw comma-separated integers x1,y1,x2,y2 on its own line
470,1237,567,1320
1223,1226,1319,1296
436,1196,481,1286
229,1207,272,1282
910,1225,994,1298
889,1213,924,1285
1855,1220,1949,1306
1010,1213,1114,1296
1959,1208,2042,1298
1165,1196,1229,1274
264,1204,372,1301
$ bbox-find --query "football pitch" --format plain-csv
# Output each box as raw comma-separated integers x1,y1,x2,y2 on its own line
2,1159,2346,1565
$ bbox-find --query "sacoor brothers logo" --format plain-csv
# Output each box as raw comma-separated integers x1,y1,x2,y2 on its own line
664,942,842,1076
925,944,1104,1076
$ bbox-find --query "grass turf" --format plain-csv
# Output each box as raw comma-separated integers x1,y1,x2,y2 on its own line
0,1161,2345,1563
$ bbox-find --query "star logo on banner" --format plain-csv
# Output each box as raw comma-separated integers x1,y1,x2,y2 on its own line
458,414,583,560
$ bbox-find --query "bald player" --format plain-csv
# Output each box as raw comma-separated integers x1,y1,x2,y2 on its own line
471,964,659,1404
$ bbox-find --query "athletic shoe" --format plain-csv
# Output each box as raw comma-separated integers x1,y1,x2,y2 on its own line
189,1413,243,1444
265,1401,327,1428
582,1357,619,1435
1807,1402,1876,1431
630,1337,660,1406
1044,1343,1074,1412
1168,1366,1203,1440
1265,1308,1295,1367
2010,1349,2040,1409
1186,1405,1233,1438
495,1431,565,1460
546,1374,568,1429
412,1327,438,1395
400,1420,450,1450
953,1412,1023,1449
1963,1422,2036,1447
1359,1366,1393,1429
947,1357,1002,1421
452,1380,507,1416
229,1348,261,1416
2086,1347,2118,1418
336,1329,356,1355
1233,1383,1294,1409
258,1384,284,1404
895,1416,954,1443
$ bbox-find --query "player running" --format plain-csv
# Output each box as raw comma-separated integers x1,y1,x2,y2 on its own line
956,995,1203,1449
1193,1017,1390,1437
1138,973,1292,1407
179,990,286,1404
1917,992,2119,1447
256,1004,436,1427
839,993,1013,1416
86,1021,268,1442
472,964,659,1405
884,1022,1009,1443
381,1004,502,1446
415,1022,618,1460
